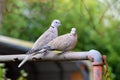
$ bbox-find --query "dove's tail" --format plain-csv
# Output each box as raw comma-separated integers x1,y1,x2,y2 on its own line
18,54,31,68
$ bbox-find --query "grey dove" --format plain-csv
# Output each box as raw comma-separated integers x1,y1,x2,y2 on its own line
18,19,61,68
39,28,77,53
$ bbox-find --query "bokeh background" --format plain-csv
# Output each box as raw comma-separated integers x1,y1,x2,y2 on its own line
0,0,120,80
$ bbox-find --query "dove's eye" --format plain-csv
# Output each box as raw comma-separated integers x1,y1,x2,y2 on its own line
55,22,58,23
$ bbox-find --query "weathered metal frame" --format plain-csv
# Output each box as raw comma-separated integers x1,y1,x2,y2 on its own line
0,49,105,80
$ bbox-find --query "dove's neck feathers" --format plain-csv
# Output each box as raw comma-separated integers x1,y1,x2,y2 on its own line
48,25,58,34
70,29,76,36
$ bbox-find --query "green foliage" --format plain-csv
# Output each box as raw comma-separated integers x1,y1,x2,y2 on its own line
1,0,120,79
0,63,27,80
103,66,115,80
17,70,28,80
0,63,7,80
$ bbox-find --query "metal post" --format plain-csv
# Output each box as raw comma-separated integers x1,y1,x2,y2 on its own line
92,62,103,80
88,50,103,80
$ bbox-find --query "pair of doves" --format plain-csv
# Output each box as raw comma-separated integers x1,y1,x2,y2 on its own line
18,19,78,68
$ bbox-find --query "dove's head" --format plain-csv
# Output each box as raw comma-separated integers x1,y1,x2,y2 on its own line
70,28,76,35
51,19,61,28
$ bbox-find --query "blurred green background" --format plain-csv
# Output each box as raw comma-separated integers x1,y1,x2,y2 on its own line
0,0,120,80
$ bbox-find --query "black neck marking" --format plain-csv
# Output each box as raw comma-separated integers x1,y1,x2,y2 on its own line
51,26,55,28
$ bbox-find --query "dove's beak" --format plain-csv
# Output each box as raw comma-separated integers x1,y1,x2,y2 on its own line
60,23,62,26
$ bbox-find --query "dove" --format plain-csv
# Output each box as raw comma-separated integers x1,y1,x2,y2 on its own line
18,19,61,68
39,28,77,53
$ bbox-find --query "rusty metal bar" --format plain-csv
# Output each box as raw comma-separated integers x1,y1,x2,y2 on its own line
92,62,103,80
0,51,89,62
88,50,104,80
